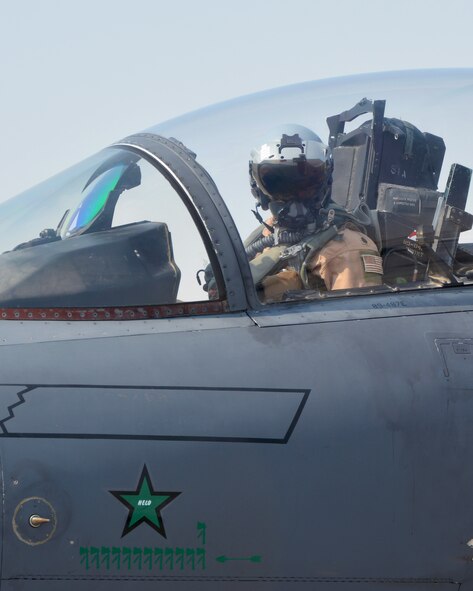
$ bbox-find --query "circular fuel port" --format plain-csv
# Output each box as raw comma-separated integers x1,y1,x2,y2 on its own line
13,497,57,545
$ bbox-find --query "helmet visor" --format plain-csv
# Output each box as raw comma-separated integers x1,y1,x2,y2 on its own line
254,159,327,201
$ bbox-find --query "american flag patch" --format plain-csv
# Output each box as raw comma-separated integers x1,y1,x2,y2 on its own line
362,254,383,275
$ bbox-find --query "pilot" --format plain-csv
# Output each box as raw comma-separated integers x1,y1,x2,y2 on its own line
247,125,383,301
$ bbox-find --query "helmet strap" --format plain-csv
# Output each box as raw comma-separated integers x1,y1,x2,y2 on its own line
251,204,274,233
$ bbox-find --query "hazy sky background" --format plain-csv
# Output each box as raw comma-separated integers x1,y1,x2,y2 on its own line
1,0,472,199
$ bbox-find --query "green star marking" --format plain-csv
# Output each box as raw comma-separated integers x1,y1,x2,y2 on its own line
110,465,181,538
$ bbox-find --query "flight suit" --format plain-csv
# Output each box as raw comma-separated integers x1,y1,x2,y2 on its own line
260,224,383,302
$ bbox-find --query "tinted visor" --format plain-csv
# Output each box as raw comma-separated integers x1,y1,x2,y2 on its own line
255,159,326,201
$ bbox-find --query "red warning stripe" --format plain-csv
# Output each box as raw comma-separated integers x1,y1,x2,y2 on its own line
0,300,227,321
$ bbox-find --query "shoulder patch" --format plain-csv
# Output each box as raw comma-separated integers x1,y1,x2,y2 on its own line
361,253,383,275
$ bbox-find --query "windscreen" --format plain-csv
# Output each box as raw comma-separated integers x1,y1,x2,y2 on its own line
0,148,217,306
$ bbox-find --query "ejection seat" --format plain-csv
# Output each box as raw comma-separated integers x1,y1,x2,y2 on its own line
328,98,473,287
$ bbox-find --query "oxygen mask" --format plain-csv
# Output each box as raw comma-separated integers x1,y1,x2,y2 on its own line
269,200,317,232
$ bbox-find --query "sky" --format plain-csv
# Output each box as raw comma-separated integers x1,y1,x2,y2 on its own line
0,0,472,199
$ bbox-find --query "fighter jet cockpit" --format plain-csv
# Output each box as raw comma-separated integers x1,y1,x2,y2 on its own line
0,70,471,315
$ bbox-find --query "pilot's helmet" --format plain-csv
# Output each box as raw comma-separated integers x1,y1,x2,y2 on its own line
250,124,331,210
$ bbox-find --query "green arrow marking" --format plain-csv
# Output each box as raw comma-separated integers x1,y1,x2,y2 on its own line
216,555,262,564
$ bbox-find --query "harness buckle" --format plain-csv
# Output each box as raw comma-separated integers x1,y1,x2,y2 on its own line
280,244,305,260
